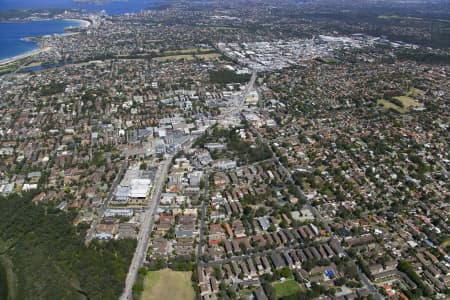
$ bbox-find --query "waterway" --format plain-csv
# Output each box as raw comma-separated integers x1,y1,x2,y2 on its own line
0,0,162,15
0,20,84,62
0,0,164,63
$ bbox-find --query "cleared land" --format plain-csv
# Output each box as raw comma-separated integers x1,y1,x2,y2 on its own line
196,53,222,59
141,269,195,300
272,279,301,299
378,15,422,20
209,26,236,30
0,61,20,74
24,61,43,68
163,48,212,55
377,99,406,113
319,57,338,63
153,54,195,61
394,96,422,107
442,237,450,248
153,52,221,62
377,88,424,113
406,87,424,97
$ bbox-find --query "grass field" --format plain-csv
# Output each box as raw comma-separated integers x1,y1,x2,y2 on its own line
377,88,424,114
406,87,424,97
141,269,195,300
377,99,407,113
209,26,236,30
0,61,19,74
163,48,212,55
319,57,338,63
153,52,221,62
196,53,222,59
272,279,301,299
394,96,422,107
24,61,43,68
378,15,422,21
153,54,195,61
442,237,450,248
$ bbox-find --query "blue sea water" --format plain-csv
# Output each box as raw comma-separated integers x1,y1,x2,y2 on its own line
0,20,83,61
0,0,160,15
0,0,162,62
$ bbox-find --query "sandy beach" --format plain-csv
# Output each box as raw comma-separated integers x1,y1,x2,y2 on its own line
0,47,51,66
0,19,89,66
63,18,92,28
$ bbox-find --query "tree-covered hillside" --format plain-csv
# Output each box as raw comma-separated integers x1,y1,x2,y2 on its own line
0,192,136,300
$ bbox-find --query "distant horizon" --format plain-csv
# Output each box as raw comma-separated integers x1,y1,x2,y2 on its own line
0,0,162,14
0,0,165,62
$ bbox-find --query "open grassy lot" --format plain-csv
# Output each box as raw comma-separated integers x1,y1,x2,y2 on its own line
196,53,222,59
378,15,422,21
141,269,195,300
406,87,424,97
272,279,301,299
394,96,422,107
377,88,424,113
209,26,236,30
442,237,450,248
163,48,212,55
23,61,42,68
0,61,19,74
377,99,407,113
153,53,221,62
153,54,195,61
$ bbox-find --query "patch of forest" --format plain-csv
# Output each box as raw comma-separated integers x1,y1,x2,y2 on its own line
0,192,136,300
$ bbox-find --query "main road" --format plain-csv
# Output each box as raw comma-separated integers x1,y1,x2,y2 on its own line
196,170,209,264
120,136,198,300
120,156,172,300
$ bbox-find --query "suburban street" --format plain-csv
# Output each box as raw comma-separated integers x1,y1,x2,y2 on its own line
85,159,129,243
249,126,382,299
241,83,383,300
200,242,331,268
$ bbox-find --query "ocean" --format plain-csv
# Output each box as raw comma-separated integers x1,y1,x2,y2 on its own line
0,0,160,15
0,20,84,62
0,0,162,62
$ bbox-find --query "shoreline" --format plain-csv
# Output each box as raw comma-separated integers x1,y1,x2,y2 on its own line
0,18,89,66
62,18,92,28
0,47,52,66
